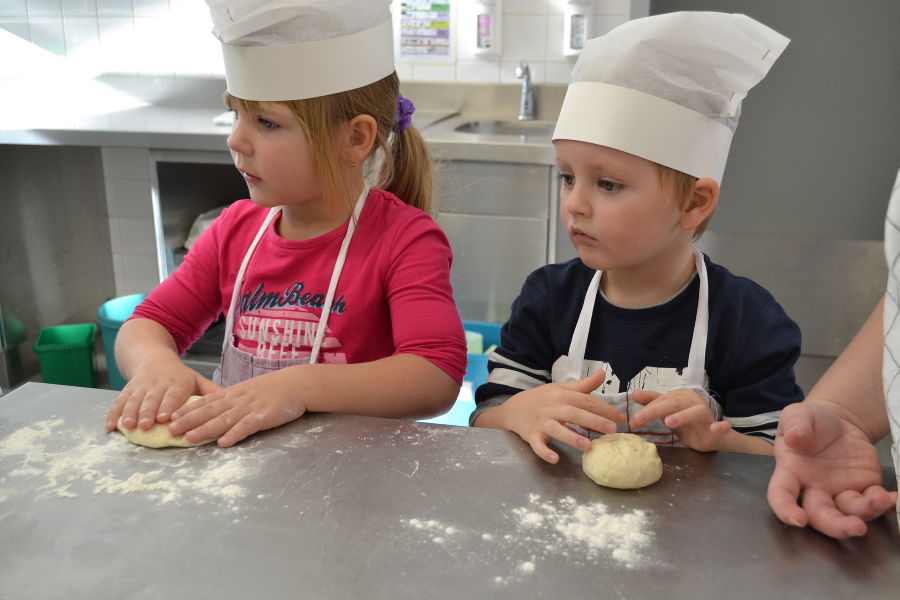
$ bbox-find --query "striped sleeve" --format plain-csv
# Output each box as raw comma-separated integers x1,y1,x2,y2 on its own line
473,267,561,417
715,292,804,443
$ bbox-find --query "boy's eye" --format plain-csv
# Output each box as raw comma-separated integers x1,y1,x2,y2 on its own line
557,172,575,186
598,180,623,192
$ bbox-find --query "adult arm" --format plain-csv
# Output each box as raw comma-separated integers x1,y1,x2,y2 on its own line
767,297,897,538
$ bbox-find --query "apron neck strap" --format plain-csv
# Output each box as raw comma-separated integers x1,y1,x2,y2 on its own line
222,206,282,355
307,183,369,363
221,183,371,362
566,247,709,387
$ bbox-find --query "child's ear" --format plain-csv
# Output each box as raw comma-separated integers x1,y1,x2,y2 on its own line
342,114,377,166
679,178,719,230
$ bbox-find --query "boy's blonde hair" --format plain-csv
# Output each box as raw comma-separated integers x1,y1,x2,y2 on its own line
656,165,712,240
226,72,433,214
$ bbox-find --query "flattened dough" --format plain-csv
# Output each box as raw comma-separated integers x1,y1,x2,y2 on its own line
117,395,214,448
582,433,662,489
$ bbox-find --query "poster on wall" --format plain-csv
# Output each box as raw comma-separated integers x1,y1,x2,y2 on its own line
395,1,454,63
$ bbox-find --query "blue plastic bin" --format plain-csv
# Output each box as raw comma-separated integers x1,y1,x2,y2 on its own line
97,294,147,390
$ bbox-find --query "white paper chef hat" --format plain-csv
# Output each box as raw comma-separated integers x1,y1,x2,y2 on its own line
206,0,395,101
552,12,790,183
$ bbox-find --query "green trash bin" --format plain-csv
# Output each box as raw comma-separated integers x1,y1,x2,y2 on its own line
97,294,147,390
33,323,97,387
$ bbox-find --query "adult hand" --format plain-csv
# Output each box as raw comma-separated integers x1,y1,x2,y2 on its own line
491,370,624,464
167,366,309,447
630,388,731,452
767,401,897,538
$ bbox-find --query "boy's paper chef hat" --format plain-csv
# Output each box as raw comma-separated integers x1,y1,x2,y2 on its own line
552,12,790,183
205,0,394,101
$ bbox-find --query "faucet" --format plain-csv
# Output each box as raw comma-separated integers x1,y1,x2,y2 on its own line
515,61,536,121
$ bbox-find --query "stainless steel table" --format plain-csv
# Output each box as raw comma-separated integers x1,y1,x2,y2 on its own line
1,383,898,599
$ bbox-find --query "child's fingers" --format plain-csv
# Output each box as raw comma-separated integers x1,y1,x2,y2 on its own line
566,394,624,425
663,403,716,429
156,389,193,423
526,434,560,464
135,392,166,429
560,369,607,394
214,409,278,447
630,389,660,406
171,390,219,420
118,386,161,430
196,375,224,396
105,392,129,430
630,390,705,429
541,419,595,452
168,396,225,435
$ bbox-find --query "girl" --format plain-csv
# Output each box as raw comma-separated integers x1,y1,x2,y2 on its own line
105,22,467,446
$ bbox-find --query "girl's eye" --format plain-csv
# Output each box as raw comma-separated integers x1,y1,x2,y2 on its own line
557,172,575,186
257,117,278,130
599,180,623,193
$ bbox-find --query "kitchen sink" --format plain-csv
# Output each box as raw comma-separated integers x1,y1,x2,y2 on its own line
453,119,556,137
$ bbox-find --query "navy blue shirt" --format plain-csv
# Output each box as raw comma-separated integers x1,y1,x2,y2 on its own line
474,255,804,441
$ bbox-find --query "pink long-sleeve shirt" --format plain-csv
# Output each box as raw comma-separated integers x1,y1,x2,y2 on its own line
132,189,467,383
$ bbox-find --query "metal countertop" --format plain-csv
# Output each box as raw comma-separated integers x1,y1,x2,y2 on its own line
1,383,898,600
0,102,556,166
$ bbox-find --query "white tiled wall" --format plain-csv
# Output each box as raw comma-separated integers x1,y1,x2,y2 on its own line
101,146,160,296
0,0,645,83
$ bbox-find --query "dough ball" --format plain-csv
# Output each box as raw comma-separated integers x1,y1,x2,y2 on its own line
582,433,662,489
116,395,214,448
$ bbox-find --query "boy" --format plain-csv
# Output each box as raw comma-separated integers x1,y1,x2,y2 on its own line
471,12,804,463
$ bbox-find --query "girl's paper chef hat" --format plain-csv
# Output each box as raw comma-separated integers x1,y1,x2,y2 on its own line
205,0,394,101
552,12,790,184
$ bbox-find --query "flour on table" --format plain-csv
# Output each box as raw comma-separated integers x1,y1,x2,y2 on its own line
0,417,265,513
399,493,656,583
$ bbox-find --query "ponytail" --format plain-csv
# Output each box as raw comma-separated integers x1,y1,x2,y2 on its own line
377,123,433,214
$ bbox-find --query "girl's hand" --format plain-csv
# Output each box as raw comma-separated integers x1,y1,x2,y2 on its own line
630,388,731,452
106,362,222,431
494,370,624,464
167,367,308,447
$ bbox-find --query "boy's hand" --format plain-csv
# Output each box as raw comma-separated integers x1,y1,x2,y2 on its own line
494,370,624,464
106,362,222,431
167,367,308,447
630,388,731,452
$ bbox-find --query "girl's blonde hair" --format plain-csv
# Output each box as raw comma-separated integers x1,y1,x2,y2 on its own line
226,72,433,214
656,165,712,240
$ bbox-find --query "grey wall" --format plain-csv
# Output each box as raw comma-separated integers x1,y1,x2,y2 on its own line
0,145,115,384
651,0,900,240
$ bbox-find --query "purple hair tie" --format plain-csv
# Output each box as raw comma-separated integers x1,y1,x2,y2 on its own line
394,94,415,132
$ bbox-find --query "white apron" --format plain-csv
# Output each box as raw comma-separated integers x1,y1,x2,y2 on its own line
553,247,720,446
213,186,368,387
